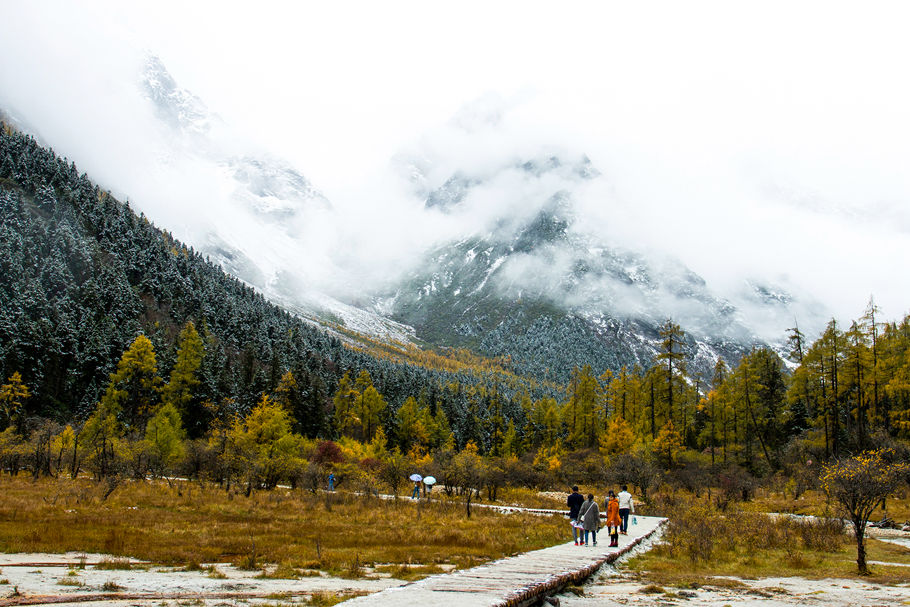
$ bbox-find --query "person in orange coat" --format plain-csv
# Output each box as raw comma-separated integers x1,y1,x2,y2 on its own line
604,490,622,547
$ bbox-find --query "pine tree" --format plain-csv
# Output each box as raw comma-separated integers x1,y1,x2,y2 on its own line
333,372,359,438
563,365,601,449
657,319,687,426
162,321,204,436
396,396,430,451
653,419,683,469
145,401,186,478
0,372,30,431
98,334,163,433
599,415,634,460
844,320,871,448
358,385,387,442
500,419,520,458
862,297,883,429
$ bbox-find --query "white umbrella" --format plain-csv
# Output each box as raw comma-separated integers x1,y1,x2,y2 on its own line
423,476,436,485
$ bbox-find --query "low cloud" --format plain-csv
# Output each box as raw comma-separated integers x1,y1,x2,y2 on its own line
2,2,908,345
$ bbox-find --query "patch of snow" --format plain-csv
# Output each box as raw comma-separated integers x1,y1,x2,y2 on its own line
472,256,507,295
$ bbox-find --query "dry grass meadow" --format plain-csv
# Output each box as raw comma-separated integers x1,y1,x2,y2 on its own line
625,495,910,586
0,475,567,576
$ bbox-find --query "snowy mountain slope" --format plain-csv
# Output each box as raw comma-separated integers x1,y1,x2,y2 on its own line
373,139,805,380
136,55,418,341
2,54,819,382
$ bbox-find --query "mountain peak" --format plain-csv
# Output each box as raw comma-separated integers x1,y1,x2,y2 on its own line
141,54,213,135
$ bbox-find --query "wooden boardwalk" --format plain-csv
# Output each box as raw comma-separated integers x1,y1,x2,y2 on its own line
345,515,666,607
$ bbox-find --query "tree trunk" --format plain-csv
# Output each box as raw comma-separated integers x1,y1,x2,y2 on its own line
743,371,773,467
854,521,869,575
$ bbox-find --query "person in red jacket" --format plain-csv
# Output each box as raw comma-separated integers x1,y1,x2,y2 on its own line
605,490,622,547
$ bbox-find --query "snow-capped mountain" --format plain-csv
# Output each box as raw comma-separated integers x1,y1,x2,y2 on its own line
125,58,823,376
2,53,820,380
372,148,780,381
136,55,417,343
141,55,330,221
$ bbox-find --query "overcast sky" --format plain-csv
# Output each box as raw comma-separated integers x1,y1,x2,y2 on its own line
2,1,909,337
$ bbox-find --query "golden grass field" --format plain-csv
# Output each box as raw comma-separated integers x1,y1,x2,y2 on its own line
628,536,910,587
0,476,567,575
2,475,909,587
625,490,910,586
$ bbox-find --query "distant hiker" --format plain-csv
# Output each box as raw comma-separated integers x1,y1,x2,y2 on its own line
567,486,585,545
578,493,600,546
617,485,634,534
411,480,421,499
328,472,335,491
605,490,622,547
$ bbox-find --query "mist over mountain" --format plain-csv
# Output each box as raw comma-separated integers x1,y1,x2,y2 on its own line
371,125,789,380
134,55,823,378
5,2,908,383
0,50,827,379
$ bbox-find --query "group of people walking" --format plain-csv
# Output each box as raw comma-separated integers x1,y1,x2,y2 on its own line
566,485,635,547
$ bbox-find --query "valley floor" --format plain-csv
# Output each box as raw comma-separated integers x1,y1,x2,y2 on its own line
0,552,399,605
557,526,910,607
557,573,910,607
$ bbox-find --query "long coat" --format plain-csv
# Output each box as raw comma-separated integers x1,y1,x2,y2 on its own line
578,498,600,531
605,497,622,527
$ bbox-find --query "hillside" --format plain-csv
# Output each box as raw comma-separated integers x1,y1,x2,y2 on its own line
0,123,544,441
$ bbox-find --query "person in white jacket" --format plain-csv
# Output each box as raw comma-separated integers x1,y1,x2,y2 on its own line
617,485,634,534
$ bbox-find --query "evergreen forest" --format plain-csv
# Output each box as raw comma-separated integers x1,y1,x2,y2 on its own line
2,122,910,495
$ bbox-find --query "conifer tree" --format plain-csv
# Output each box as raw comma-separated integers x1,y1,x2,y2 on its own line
862,297,883,429
500,419,520,458
273,370,298,412
0,372,30,431
821,320,845,457
145,401,186,478
606,366,635,421
99,334,163,433
599,415,634,460
396,396,430,451
563,365,601,449
358,385,387,442
430,407,453,450
657,319,687,426
700,360,723,462
844,320,871,448
333,372,359,438
162,321,204,436
229,394,301,490
653,419,683,469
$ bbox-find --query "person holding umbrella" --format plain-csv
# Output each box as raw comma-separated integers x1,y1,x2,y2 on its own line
409,473,422,499
422,475,436,498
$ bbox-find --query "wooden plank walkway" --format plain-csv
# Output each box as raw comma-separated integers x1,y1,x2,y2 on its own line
345,515,666,607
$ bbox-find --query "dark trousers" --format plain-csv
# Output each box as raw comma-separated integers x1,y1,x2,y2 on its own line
619,508,630,532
